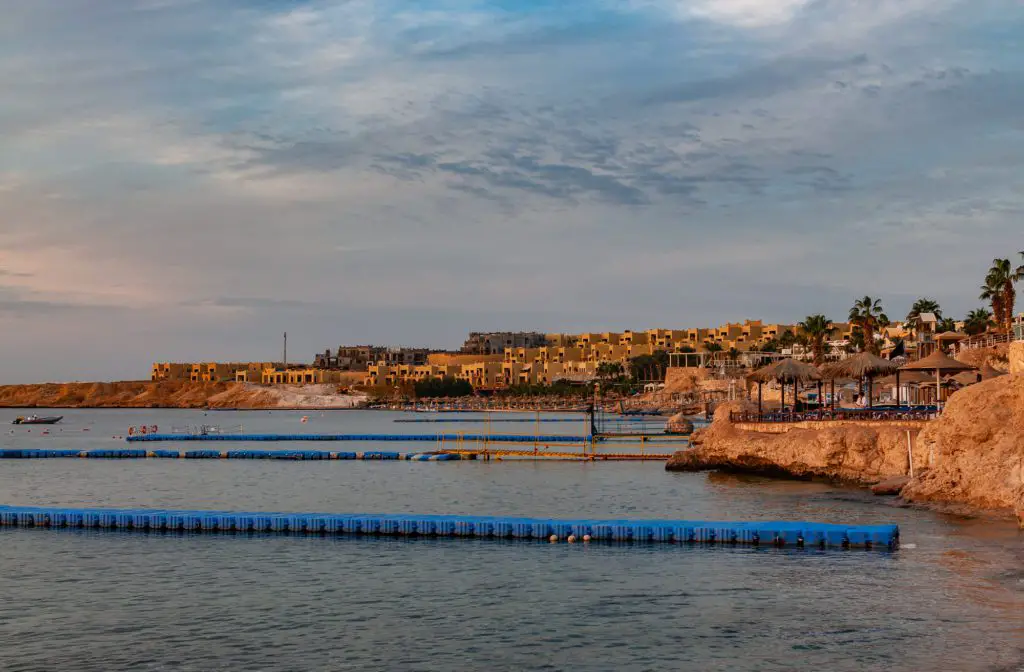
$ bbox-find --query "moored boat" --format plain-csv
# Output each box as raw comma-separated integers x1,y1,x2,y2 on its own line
12,415,63,425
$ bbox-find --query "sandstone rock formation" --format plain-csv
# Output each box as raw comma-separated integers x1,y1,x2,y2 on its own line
668,363,1024,523
1010,341,1024,375
902,371,1024,518
662,367,709,395
871,475,912,496
666,401,926,482
665,412,694,435
955,343,1009,371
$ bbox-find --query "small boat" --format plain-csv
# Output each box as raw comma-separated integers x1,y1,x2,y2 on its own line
12,415,63,425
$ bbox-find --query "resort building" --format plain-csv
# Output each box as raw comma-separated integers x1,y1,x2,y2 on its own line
912,313,940,359
461,332,547,355
155,317,898,392
152,362,281,383
313,346,386,371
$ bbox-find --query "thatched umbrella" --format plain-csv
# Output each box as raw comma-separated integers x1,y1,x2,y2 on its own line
821,353,899,408
949,370,981,386
900,350,975,410
747,359,821,417
876,370,934,405
981,363,1006,380
935,330,967,345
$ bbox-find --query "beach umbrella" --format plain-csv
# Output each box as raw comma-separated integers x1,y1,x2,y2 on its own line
900,350,975,410
747,359,821,416
981,363,1006,380
949,370,981,386
821,353,899,408
875,370,935,405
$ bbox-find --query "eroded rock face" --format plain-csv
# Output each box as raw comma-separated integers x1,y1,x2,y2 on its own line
665,401,925,483
667,372,1024,523
1010,342,1024,375
871,475,912,496
902,373,1024,518
665,413,695,435
956,343,1009,370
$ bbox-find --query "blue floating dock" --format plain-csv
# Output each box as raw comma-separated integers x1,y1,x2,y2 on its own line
392,418,653,424
125,433,590,443
0,505,898,549
0,448,467,461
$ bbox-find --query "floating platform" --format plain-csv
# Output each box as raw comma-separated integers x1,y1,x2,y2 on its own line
125,433,591,444
0,505,898,549
0,448,466,461
394,418,585,423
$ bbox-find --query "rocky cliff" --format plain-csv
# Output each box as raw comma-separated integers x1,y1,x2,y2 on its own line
667,352,1024,522
902,371,1024,518
1010,341,1024,375
0,381,366,409
666,402,925,482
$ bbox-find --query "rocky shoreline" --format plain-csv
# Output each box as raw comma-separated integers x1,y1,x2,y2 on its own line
667,343,1024,526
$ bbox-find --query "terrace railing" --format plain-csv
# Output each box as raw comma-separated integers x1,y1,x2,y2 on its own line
730,408,937,424
953,332,1016,356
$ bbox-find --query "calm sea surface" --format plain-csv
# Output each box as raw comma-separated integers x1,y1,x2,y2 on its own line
0,409,1021,671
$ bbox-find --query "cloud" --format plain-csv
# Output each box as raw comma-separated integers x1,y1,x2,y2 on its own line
0,0,1022,382
684,0,814,28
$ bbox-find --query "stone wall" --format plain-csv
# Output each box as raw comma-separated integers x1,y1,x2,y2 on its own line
662,367,708,394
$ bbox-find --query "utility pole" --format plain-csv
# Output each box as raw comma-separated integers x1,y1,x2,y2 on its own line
283,332,288,372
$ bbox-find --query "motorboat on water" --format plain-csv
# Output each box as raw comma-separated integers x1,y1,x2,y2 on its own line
12,415,63,425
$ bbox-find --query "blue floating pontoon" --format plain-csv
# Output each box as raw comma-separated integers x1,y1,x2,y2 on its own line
0,448,467,461
125,433,590,443
0,505,899,549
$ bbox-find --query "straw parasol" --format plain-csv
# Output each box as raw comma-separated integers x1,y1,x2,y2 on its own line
747,359,821,415
949,370,981,386
821,352,898,379
935,331,967,343
981,363,1006,380
821,352,899,408
747,359,821,383
876,371,932,386
900,350,976,409
876,370,935,406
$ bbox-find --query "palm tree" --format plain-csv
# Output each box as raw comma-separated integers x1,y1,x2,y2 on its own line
778,330,798,348
980,258,1020,333
703,341,724,353
798,314,835,366
963,308,994,336
979,273,1005,332
906,298,942,325
936,317,957,333
596,361,624,381
848,296,889,355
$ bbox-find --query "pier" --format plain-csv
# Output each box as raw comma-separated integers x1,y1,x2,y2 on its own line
0,505,899,548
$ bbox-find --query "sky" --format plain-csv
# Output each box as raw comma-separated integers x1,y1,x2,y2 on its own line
1,0,1023,383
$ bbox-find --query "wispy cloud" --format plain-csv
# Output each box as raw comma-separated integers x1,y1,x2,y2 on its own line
0,0,1022,381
